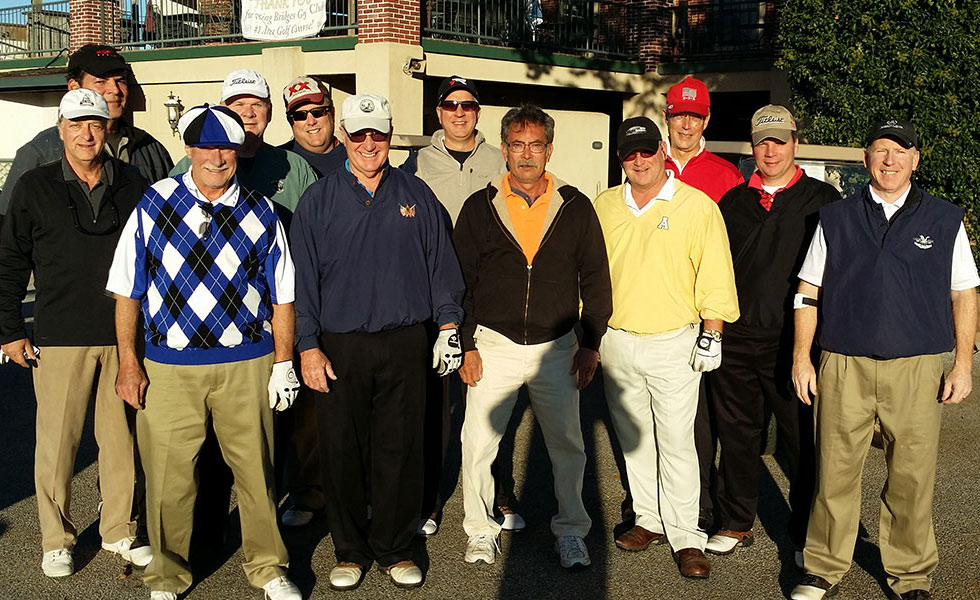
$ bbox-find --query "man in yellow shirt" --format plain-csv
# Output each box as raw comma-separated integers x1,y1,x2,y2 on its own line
594,116,739,580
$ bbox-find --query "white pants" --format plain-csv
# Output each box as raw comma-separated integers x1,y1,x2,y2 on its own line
461,326,591,538
601,325,706,551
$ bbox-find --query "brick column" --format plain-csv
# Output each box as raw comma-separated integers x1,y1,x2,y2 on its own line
69,0,120,51
357,0,420,45
637,0,672,72
200,0,235,37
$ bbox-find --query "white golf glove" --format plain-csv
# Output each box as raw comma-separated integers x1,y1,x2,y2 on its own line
691,330,722,372
432,328,463,376
268,360,300,411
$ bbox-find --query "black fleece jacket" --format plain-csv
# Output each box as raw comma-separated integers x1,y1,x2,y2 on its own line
0,158,146,346
717,171,840,330
453,175,612,352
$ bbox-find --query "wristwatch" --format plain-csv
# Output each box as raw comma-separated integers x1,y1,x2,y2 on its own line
702,329,723,342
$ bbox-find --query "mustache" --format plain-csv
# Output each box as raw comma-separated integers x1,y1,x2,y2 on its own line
517,160,539,168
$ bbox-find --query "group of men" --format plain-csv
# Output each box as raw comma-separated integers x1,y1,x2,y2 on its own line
0,42,973,600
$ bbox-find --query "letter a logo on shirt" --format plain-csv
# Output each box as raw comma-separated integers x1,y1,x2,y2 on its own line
658,216,669,230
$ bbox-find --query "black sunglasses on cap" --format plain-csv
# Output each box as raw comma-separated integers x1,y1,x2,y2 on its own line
438,100,479,112
287,106,332,123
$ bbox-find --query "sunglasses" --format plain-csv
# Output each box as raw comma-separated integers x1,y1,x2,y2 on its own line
287,106,332,123
66,193,119,236
622,149,657,162
198,202,214,240
439,100,479,112
346,129,390,143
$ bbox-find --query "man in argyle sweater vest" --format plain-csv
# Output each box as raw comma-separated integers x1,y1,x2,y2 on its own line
107,104,302,600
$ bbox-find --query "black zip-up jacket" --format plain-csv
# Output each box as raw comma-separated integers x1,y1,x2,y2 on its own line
717,170,840,330
453,174,612,352
0,158,147,346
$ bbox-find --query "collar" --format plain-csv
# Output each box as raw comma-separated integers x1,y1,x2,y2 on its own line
503,172,553,205
344,159,390,196
61,154,113,186
624,171,676,210
748,165,803,194
181,171,240,207
868,183,912,210
665,137,706,169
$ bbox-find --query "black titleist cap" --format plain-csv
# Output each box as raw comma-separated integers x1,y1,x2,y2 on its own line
866,119,918,149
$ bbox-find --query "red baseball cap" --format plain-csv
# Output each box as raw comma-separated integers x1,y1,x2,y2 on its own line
666,76,710,117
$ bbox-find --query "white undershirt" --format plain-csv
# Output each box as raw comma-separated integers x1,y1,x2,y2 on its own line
798,185,980,290
624,172,676,217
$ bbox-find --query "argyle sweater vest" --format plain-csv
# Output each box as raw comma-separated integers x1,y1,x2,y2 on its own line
134,177,283,365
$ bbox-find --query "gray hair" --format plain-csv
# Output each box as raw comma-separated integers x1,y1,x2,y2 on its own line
500,103,555,144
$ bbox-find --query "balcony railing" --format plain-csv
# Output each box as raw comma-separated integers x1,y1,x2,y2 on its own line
668,0,777,62
0,1,70,59
0,0,356,59
114,0,356,50
422,0,637,61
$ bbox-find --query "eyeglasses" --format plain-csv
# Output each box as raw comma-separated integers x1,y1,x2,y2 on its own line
506,141,548,154
197,202,213,240
346,129,390,143
438,100,479,112
287,106,332,123
622,149,657,162
66,190,119,236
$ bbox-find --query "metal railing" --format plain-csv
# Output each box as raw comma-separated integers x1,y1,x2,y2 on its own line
0,0,356,59
668,0,778,61
0,1,70,59
422,0,637,61
114,0,356,50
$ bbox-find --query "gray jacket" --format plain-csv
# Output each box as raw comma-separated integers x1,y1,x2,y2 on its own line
409,130,506,225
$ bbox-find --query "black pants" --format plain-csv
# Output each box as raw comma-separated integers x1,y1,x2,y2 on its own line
694,377,715,526
707,323,816,548
316,325,427,567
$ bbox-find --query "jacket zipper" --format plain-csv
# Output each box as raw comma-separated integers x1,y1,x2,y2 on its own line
486,190,570,343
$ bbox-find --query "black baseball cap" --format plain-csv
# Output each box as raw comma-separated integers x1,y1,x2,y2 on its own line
68,44,128,78
437,75,480,104
617,116,663,157
866,119,918,149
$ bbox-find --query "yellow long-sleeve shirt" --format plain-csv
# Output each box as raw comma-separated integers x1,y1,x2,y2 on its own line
593,177,739,335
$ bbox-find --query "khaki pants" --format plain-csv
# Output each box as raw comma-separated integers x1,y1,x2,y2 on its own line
138,354,287,594
600,325,706,551
33,346,136,552
461,326,591,538
805,351,943,595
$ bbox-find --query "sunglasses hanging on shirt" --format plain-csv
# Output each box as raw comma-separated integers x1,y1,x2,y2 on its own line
198,202,213,240
65,185,120,236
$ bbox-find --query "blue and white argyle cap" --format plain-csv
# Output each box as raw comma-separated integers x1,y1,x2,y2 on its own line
178,103,245,148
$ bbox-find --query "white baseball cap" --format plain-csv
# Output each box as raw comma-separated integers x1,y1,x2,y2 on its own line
340,93,392,134
59,88,110,120
220,68,270,103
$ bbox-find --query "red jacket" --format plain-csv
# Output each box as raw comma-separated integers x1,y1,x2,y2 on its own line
665,149,744,203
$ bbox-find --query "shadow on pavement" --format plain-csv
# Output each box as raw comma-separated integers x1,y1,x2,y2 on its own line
497,376,610,600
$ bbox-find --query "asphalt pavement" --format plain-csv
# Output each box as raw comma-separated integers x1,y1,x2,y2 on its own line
1,354,979,600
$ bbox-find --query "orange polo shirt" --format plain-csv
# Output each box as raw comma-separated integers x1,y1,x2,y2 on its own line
502,173,553,265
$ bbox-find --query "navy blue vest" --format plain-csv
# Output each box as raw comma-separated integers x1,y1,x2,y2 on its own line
818,186,962,359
